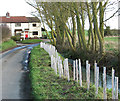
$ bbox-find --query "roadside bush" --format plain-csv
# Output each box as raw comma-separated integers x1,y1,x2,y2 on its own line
104,26,111,36
11,35,20,41
0,24,11,42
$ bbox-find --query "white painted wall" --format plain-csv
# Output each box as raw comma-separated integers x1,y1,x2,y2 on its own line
0,22,42,38
28,22,41,38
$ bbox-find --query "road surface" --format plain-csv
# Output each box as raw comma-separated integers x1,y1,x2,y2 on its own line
2,48,32,100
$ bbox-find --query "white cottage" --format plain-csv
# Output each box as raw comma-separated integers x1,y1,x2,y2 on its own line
0,12,42,39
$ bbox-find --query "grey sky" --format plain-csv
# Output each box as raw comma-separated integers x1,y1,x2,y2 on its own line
0,0,119,30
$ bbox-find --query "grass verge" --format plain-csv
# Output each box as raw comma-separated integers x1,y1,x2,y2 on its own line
21,39,43,44
29,45,119,100
0,39,16,52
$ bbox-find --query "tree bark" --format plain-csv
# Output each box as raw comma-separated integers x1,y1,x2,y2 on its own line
92,3,104,54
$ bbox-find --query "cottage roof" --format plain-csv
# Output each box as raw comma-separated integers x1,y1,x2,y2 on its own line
0,16,40,23
27,17,40,23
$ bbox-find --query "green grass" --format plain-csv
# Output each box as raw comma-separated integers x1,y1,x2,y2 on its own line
104,36,119,54
0,39,16,52
104,36,119,42
29,45,119,100
42,30,88,38
21,39,43,44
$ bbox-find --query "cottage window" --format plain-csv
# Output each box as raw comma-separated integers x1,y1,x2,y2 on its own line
15,23,21,27
33,31,38,35
33,24,36,27
1,23,7,26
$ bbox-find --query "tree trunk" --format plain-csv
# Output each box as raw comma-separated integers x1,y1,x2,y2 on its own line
92,3,104,54
71,13,77,48
86,2,95,52
65,29,76,52
75,8,87,51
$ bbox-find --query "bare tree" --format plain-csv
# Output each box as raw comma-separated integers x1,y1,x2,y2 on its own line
0,24,11,42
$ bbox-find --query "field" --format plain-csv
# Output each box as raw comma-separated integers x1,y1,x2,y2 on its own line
104,36,119,53
0,39,17,52
29,45,120,99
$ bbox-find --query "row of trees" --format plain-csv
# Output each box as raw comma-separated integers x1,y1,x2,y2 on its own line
26,0,117,54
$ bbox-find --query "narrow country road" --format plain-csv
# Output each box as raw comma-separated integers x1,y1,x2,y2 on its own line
2,48,32,100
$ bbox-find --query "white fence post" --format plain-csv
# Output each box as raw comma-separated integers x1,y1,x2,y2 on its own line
60,59,63,77
86,60,89,81
96,66,99,95
115,77,118,99
51,55,53,69
64,58,70,82
103,67,107,99
63,59,67,78
58,58,61,78
87,64,90,90
73,61,75,81
94,62,97,86
112,68,115,99
79,59,82,87
53,57,57,75
67,59,70,82
76,59,78,82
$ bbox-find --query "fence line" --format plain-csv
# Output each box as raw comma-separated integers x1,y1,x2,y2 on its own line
40,42,119,99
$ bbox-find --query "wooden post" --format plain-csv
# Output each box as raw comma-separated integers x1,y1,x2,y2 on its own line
86,60,89,81
24,32,25,40
57,56,60,75
65,58,70,82
94,61,97,86
87,64,90,90
79,59,82,87
40,42,43,48
53,57,57,75
51,55,53,68
49,45,52,56
66,58,70,82
60,59,63,77
58,59,61,78
73,61,75,81
112,68,115,99
103,67,107,99
63,59,66,78
76,59,78,82
52,56,54,71
64,58,70,81
96,66,99,95
115,77,118,99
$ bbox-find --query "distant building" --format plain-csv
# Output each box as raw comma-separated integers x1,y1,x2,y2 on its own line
0,12,42,39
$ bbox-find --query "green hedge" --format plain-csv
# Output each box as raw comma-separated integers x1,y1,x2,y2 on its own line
11,35,20,41
21,39,43,44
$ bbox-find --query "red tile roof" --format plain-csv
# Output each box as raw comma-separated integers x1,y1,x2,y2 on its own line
0,16,40,23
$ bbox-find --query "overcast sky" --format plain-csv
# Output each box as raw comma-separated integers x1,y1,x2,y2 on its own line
0,0,119,30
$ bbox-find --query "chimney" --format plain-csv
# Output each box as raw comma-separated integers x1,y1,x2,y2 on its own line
6,12,10,18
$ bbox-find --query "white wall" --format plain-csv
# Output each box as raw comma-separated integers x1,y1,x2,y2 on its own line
29,22,42,38
0,22,42,38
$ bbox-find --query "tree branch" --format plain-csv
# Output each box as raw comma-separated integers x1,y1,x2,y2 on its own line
104,8,120,22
